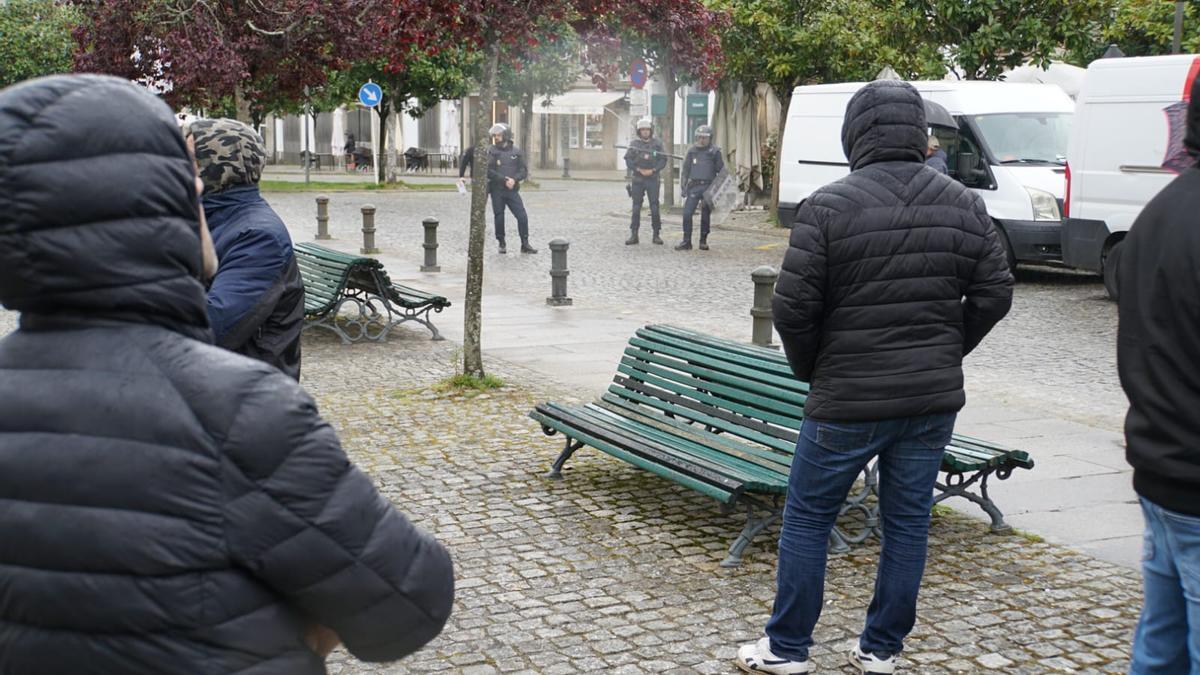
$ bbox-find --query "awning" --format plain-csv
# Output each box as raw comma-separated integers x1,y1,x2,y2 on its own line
533,91,624,116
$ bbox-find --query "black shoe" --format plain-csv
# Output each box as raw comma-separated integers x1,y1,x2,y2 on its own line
498,241,507,254
521,242,538,254
652,232,663,245
626,232,639,245
674,241,692,251
699,240,709,250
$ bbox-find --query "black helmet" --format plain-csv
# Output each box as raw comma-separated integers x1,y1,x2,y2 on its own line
489,123,512,144
695,124,713,139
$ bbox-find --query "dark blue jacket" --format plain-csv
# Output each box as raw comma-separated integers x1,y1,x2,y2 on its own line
203,185,305,380
926,149,949,174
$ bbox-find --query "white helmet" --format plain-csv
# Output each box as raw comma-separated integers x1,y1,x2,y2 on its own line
636,117,653,131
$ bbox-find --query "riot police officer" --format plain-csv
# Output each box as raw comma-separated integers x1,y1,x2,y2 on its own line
487,123,536,254
624,117,667,245
678,125,723,251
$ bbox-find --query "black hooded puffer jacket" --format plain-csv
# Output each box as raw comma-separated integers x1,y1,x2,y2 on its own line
772,81,1013,421
0,75,453,674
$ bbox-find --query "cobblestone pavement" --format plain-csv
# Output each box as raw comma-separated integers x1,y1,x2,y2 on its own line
0,306,1142,673
265,181,1124,434
297,327,1140,674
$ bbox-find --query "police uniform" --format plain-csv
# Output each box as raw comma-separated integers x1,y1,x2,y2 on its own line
624,135,668,242
679,137,724,249
486,137,534,253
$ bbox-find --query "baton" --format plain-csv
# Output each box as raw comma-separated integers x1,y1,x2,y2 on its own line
615,144,685,161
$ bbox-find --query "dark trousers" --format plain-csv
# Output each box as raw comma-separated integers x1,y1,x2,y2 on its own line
682,182,711,242
490,188,529,243
630,177,661,232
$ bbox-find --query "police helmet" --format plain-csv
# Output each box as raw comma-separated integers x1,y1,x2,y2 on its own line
489,123,512,144
636,117,653,131
695,124,713,138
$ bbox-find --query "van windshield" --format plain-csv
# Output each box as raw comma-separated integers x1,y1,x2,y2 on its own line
971,113,1071,165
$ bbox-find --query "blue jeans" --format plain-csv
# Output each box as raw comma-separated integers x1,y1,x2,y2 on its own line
1129,497,1200,674
765,413,956,661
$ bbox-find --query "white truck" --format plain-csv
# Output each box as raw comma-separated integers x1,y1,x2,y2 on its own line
1061,54,1200,299
778,81,1075,270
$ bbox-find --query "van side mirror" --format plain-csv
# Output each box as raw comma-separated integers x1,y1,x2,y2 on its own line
957,151,986,186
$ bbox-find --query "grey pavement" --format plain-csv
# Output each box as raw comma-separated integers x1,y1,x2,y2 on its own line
263,178,1141,569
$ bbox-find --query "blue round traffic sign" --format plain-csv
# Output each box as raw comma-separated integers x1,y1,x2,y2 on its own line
358,82,383,108
630,60,647,90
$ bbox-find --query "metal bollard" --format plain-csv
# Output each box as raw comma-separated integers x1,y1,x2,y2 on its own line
751,265,778,348
420,217,440,272
562,157,571,178
546,239,573,306
315,195,331,240
360,204,379,254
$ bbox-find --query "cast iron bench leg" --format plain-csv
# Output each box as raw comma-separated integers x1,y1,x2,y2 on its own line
722,503,782,568
934,469,1012,533
544,432,584,480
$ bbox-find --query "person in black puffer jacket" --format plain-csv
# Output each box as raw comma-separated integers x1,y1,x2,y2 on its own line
0,74,454,675
736,81,1012,675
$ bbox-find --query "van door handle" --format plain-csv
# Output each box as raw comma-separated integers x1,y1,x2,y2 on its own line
1119,165,1174,175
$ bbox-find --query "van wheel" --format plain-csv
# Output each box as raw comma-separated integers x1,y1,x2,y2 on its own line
997,224,1017,272
1102,240,1124,301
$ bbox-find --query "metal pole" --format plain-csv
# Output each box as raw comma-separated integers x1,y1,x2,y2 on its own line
421,217,440,272
546,239,573,306
750,265,778,348
360,204,379,254
315,195,331,240
1174,1,1185,55
303,99,311,186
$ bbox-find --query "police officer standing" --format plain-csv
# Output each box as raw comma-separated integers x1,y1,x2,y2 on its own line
624,118,667,245
487,123,536,254
678,124,723,251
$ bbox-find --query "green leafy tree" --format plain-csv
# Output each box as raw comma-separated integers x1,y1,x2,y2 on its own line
496,26,582,168
0,0,81,88
1070,0,1200,62
717,0,943,212
906,0,1110,78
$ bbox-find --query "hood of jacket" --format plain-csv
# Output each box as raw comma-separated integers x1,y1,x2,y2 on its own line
841,80,928,171
0,74,211,340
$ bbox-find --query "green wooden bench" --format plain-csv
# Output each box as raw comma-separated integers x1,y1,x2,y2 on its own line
529,324,1034,567
294,242,450,343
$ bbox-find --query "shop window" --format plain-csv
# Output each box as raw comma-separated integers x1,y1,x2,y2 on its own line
584,114,604,149
568,117,580,148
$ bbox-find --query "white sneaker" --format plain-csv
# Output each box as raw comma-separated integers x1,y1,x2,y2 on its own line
735,637,814,674
848,642,896,674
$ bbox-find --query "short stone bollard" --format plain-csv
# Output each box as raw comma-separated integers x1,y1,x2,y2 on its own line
420,217,440,272
360,204,379,254
561,157,571,178
315,195,331,240
751,265,778,348
546,239,573,306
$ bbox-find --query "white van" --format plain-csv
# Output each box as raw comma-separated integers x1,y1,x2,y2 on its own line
1062,54,1200,299
778,81,1075,269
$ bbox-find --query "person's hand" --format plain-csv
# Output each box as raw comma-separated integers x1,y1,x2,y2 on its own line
304,624,341,659
505,177,515,189
639,168,653,177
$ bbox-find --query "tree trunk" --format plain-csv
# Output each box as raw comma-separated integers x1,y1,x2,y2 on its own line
375,98,391,185
521,86,534,173
463,40,500,378
662,50,676,208
771,90,791,225
233,83,252,124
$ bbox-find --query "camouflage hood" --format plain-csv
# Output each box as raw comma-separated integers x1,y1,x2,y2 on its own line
187,118,265,194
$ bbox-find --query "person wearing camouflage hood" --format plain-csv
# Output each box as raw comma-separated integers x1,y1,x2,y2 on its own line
186,118,305,380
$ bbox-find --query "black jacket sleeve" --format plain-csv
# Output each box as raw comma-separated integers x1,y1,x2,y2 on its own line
624,145,636,173
458,147,473,178
222,373,454,662
514,147,528,183
772,200,828,382
680,148,692,186
963,205,1014,355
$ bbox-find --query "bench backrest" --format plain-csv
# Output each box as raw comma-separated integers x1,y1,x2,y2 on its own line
294,242,383,317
